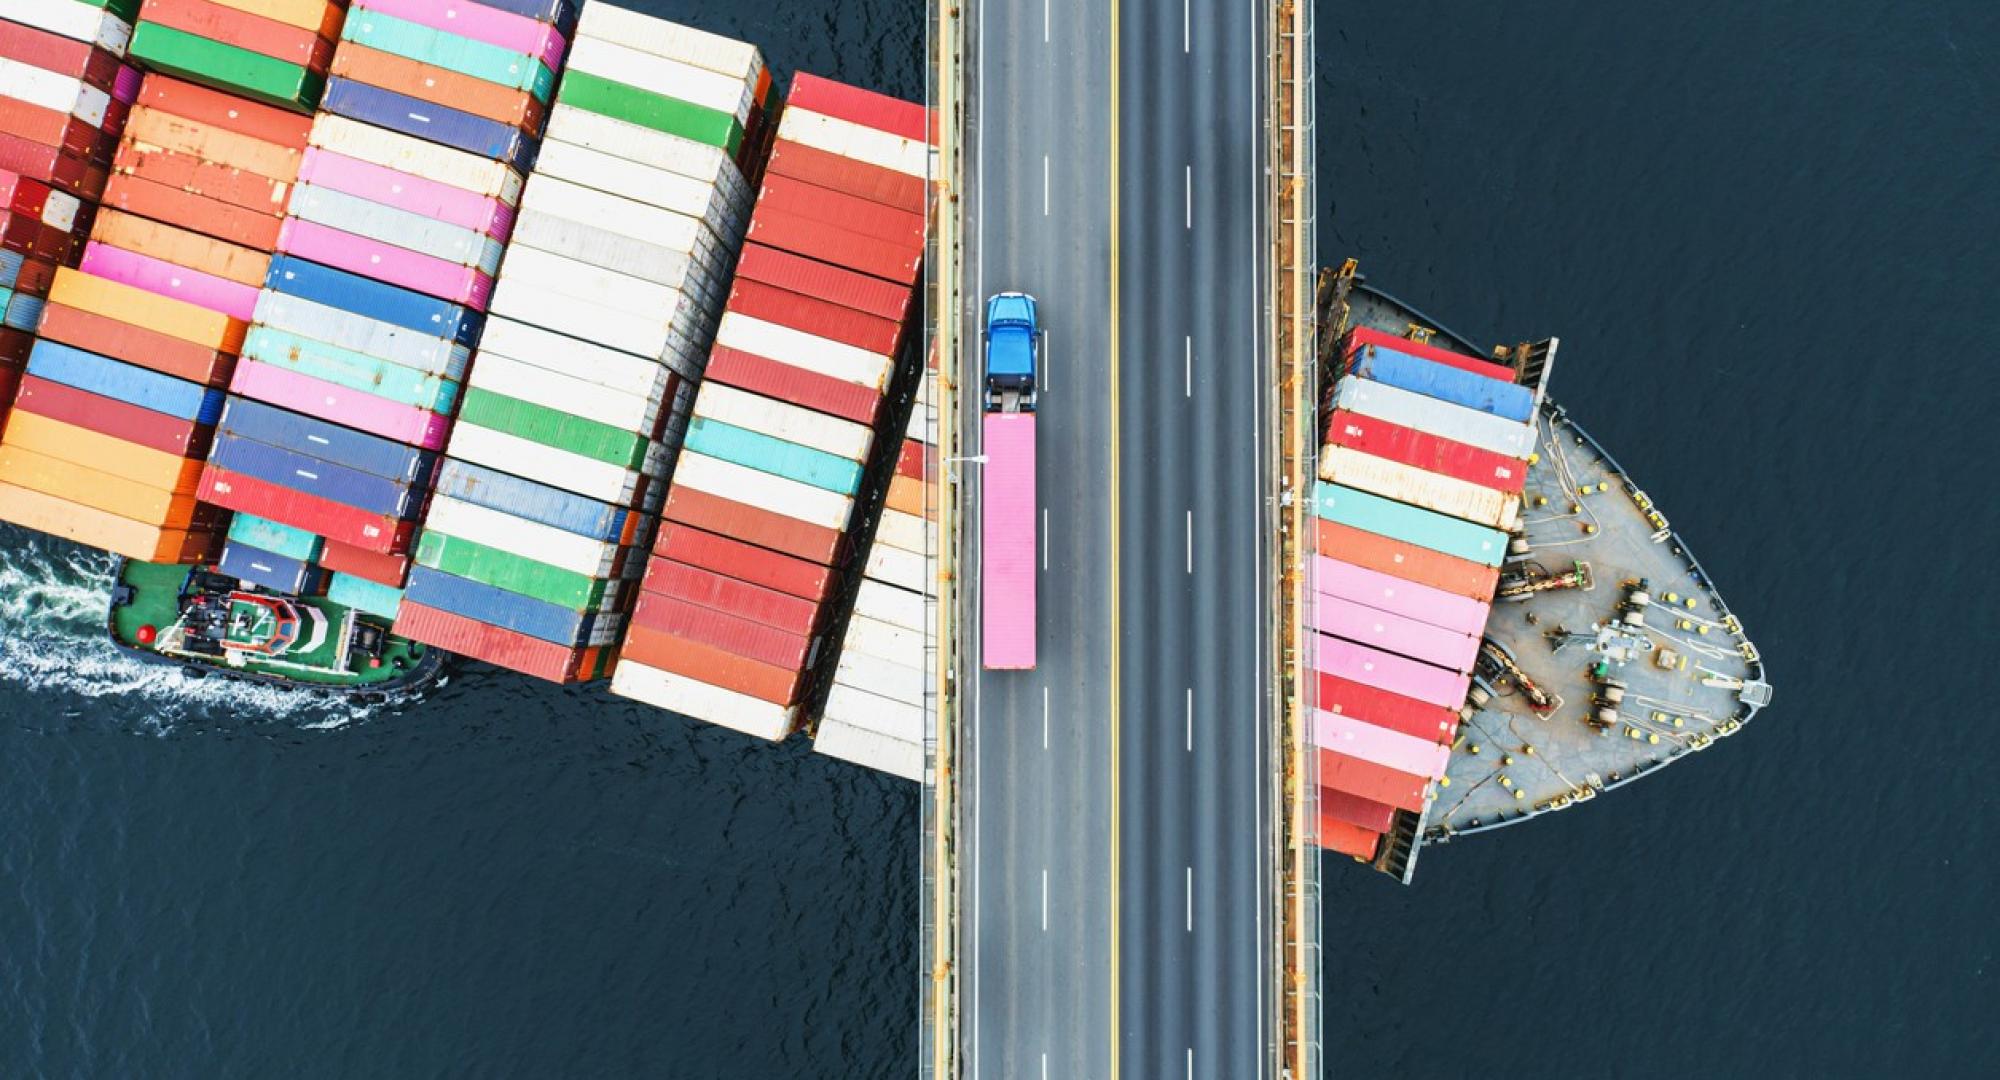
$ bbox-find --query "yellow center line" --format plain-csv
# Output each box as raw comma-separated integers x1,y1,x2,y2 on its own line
1107,0,1122,1074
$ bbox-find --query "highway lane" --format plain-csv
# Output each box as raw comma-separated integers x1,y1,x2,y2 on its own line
959,1,1117,1078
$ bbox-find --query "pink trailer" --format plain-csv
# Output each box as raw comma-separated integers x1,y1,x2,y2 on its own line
1309,633,1470,711
1313,593,1481,674
981,412,1036,669
1314,554,1490,636
1313,709,1452,779
231,360,451,450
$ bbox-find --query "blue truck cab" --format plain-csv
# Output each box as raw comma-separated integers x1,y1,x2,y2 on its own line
983,292,1039,413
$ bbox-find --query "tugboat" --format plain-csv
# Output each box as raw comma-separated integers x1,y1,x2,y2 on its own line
107,559,443,702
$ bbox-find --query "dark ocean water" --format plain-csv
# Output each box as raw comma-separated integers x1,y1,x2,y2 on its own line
2,1,1993,1076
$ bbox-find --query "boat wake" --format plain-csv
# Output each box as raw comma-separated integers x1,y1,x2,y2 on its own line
0,528,377,730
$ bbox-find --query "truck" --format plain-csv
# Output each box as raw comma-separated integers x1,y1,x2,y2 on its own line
981,292,1038,670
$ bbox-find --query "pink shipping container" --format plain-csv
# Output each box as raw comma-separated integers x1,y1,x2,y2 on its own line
78,243,260,320
981,412,1035,669
1314,554,1490,637
357,0,569,71
1312,593,1481,674
231,360,451,449
1309,634,1470,711
277,218,494,310
1313,709,1453,779
298,149,516,240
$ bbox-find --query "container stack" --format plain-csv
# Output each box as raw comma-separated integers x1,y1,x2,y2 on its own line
809,357,936,780
198,0,571,622
392,5,765,683
0,65,316,563
127,0,344,113
608,72,929,742
1309,325,1535,860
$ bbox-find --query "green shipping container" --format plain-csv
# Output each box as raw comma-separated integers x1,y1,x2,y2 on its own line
682,417,863,496
226,512,324,563
555,71,744,157
415,530,613,612
455,388,650,470
1312,481,1507,567
342,11,556,101
128,23,323,113
82,0,145,20
327,572,403,620
243,328,460,415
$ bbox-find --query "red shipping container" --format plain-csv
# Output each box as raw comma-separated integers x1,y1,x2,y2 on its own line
198,465,414,554
663,486,844,567
2,173,55,221
10,255,56,296
135,75,314,146
733,242,913,323
10,375,212,458
139,0,337,71
0,327,31,366
1315,810,1380,860
745,205,919,285
1314,518,1499,602
1323,408,1528,494
318,537,410,588
394,600,592,683
628,590,813,672
1317,785,1398,833
703,345,882,428
639,558,821,636
0,133,108,199
0,99,116,165
0,22,125,92
101,173,284,250
36,303,235,387
115,141,291,216
765,138,925,215
0,212,82,263
653,522,835,604
895,438,927,480
1315,673,1457,744
1345,325,1516,384
616,623,803,705
786,73,928,142
756,174,925,249
725,278,901,356
1317,748,1428,814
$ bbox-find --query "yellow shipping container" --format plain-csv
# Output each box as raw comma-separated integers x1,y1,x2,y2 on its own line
2,412,206,494
0,483,217,563
0,446,206,530
47,268,248,353
90,208,273,288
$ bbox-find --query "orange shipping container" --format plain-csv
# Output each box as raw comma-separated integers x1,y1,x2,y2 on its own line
135,75,315,147
1,412,206,493
100,173,285,250
140,0,337,71
884,473,927,518
117,142,292,217
1313,518,1499,602
89,209,271,287
331,44,545,130
0,482,218,563
1315,809,1381,860
121,104,307,182
37,303,235,387
0,447,207,529
617,623,804,705
48,267,248,353
204,0,344,37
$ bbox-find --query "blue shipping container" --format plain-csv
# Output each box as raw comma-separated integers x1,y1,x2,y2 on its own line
321,79,537,172
5,290,44,332
219,397,438,483
227,512,325,563
209,433,423,519
474,0,578,26
683,417,864,496
241,326,462,414
430,459,628,542
254,291,473,380
0,250,22,290
25,340,225,423
403,566,610,646
219,539,319,595
328,572,403,620
263,255,483,346
1348,344,1536,424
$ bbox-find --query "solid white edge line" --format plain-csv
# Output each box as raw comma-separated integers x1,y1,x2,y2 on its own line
972,2,985,1073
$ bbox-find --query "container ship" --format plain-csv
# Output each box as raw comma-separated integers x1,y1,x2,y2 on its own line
1304,261,1774,880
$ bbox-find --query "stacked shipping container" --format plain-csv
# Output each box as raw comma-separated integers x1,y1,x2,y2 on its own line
1310,326,1536,860
393,5,769,682
198,0,570,621
0,58,318,562
608,72,930,741
128,0,344,112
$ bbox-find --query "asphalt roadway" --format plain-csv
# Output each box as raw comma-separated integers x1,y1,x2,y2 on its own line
958,1,1273,1078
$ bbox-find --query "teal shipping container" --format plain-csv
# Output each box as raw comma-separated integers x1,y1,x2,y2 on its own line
242,327,462,415
1313,481,1507,567
227,512,326,564
683,417,865,496
328,572,404,621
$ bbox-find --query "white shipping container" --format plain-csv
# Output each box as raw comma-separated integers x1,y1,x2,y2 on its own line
834,649,925,708
820,682,924,743
610,660,796,741
0,60,110,125
670,452,854,531
34,187,81,231
489,276,707,364
565,36,757,127
573,6,764,84
507,208,726,308
543,104,750,208
309,114,524,203
252,292,472,380
288,184,504,274
692,383,874,463
0,0,131,53
423,496,624,578
777,107,927,178
714,312,894,392
496,245,708,326
839,611,923,666
1331,375,1535,459
533,139,743,240
864,541,927,595
855,578,924,632
811,719,922,782
467,352,666,434
519,174,723,264
1319,445,1523,532
447,421,648,506
871,507,934,558
479,313,700,388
